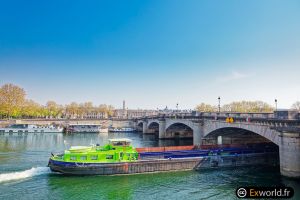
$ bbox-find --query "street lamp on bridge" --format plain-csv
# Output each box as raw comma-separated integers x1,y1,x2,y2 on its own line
275,99,278,112
218,97,221,113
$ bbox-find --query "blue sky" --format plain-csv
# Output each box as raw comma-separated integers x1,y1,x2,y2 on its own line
0,0,299,109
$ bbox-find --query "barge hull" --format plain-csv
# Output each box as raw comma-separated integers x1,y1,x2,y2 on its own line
49,158,202,175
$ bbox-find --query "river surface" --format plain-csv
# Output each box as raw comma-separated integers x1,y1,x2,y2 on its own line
0,132,299,200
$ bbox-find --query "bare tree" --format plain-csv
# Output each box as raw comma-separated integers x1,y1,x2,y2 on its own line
66,102,79,118
222,101,273,113
291,101,300,111
0,83,26,118
46,101,61,118
195,103,216,112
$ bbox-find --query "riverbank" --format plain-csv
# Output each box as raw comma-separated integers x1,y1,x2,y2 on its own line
0,119,134,129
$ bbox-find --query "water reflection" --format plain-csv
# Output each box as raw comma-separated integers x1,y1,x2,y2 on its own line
0,133,299,200
0,132,192,152
0,132,193,169
47,174,135,200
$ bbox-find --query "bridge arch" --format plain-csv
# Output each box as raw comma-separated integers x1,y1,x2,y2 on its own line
203,121,281,145
165,119,199,131
165,122,194,139
136,121,144,132
203,127,278,147
147,121,159,134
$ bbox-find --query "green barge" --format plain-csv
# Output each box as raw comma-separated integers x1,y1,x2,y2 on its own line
48,139,278,175
48,138,202,175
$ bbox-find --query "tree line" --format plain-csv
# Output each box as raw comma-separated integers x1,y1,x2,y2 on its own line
196,100,300,113
0,83,299,119
0,83,114,119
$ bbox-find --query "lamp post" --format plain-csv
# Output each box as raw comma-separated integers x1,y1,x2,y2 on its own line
275,99,278,111
218,97,221,113
176,103,179,112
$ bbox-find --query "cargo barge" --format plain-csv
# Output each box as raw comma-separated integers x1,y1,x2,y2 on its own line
48,139,278,175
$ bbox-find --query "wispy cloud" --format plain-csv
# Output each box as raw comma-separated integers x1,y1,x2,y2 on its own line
216,71,249,83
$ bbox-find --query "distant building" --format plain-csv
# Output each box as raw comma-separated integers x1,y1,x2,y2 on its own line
127,109,158,118
113,101,158,119
64,101,192,119
113,109,158,119
65,112,107,119
82,112,108,119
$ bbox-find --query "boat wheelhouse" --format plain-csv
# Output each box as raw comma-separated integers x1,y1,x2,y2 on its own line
49,138,138,164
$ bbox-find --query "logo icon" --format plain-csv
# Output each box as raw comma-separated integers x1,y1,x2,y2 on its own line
236,187,247,198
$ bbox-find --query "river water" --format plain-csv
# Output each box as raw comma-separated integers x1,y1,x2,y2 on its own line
0,132,299,200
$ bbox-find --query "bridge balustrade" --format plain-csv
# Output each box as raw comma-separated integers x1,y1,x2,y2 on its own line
135,112,299,124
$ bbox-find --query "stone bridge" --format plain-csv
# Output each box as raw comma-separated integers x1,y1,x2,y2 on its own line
134,112,300,178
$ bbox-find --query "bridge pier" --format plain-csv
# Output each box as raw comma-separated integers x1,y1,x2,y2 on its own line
159,120,166,139
279,132,300,178
192,124,203,146
142,121,149,134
